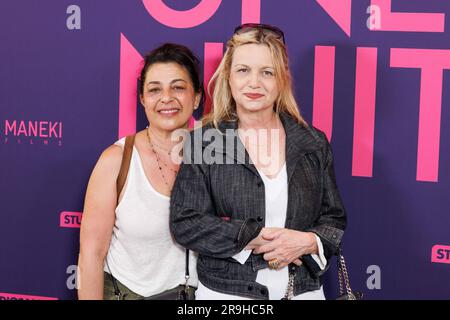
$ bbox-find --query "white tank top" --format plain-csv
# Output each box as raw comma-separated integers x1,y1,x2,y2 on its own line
104,137,198,297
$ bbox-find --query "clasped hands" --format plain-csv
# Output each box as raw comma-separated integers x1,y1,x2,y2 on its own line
245,228,319,270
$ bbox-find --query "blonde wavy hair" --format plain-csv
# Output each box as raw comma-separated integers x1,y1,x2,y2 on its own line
203,28,308,128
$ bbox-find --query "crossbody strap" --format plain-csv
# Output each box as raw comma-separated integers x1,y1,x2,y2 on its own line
116,134,135,203
107,134,136,299
184,249,190,286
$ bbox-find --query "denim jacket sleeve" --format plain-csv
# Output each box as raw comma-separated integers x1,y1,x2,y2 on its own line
303,129,347,278
169,136,263,259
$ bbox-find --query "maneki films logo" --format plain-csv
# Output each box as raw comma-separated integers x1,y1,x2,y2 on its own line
2,119,63,146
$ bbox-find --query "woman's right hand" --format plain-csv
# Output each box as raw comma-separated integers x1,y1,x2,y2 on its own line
246,227,304,269
245,227,283,250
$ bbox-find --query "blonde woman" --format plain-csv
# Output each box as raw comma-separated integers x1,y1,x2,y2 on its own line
170,24,347,300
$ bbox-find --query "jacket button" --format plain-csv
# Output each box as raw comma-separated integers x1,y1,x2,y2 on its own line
257,216,263,222
248,286,253,291
257,182,262,187
260,289,267,295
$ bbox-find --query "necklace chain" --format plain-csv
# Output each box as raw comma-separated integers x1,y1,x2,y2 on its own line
146,128,178,192
151,139,173,155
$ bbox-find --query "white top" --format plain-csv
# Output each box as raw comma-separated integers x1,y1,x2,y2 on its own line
196,163,326,300
104,137,198,297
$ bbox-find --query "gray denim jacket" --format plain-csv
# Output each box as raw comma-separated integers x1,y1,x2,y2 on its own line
170,112,347,299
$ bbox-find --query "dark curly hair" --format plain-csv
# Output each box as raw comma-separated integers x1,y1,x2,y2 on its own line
139,43,204,113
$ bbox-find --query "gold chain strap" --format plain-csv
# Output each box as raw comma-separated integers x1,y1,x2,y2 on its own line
337,249,356,300
282,271,295,300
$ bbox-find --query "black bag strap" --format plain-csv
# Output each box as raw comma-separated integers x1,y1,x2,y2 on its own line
185,249,190,285
337,247,363,300
108,268,123,300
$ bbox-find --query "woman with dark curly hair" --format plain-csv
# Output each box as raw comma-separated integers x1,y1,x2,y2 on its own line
78,43,202,300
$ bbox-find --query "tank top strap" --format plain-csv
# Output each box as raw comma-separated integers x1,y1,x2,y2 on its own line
114,137,127,149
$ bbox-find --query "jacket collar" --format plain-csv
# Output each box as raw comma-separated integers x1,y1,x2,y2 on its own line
207,112,322,179
279,112,322,182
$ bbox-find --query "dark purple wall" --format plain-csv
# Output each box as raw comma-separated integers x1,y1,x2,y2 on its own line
0,0,449,300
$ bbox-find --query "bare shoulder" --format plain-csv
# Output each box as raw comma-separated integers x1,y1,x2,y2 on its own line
100,143,123,164
93,143,124,180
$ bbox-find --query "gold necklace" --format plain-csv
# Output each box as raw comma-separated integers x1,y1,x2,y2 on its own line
146,129,175,155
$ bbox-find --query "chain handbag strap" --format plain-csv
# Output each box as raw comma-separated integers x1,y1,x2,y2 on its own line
337,247,357,300
282,248,361,300
281,271,295,300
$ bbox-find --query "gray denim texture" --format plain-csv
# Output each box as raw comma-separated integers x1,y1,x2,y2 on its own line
170,112,347,300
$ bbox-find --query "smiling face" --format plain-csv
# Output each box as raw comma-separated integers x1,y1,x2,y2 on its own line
140,62,200,132
229,43,279,117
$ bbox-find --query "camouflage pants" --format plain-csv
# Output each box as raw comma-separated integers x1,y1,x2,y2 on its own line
103,272,144,300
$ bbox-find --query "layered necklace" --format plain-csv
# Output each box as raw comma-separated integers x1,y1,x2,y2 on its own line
146,128,179,193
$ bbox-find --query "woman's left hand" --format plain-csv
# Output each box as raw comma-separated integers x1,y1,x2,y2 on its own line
253,229,319,270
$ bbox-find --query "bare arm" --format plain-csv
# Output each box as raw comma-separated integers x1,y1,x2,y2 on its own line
77,145,122,300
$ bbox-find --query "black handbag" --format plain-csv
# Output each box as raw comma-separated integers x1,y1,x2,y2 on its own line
335,248,363,300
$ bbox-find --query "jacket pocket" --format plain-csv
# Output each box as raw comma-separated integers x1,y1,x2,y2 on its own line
198,255,229,273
